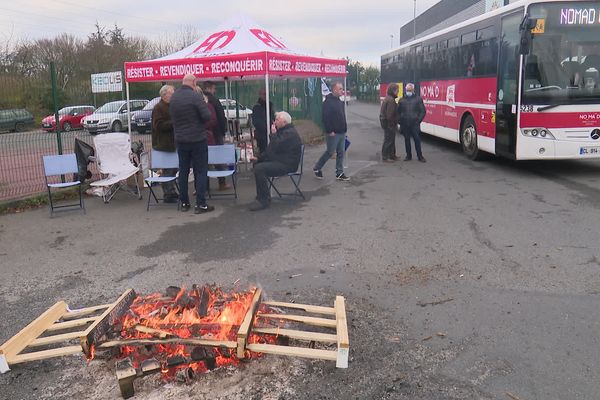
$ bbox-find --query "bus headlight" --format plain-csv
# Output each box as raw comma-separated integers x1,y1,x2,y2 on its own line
521,127,555,139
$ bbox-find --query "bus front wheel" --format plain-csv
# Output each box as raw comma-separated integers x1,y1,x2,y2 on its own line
460,115,483,160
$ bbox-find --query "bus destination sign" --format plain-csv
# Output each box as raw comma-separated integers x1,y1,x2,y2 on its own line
559,7,599,26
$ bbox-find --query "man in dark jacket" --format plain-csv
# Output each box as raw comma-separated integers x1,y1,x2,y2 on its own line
313,82,349,181
397,83,427,162
169,74,214,213
202,81,230,191
251,88,275,156
248,111,302,211
151,84,178,203
379,83,399,162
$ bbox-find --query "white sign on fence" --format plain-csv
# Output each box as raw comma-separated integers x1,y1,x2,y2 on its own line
91,71,123,93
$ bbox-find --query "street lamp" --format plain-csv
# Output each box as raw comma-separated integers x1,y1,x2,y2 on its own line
390,34,394,49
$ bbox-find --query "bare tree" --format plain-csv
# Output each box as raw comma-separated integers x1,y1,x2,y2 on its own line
150,24,202,58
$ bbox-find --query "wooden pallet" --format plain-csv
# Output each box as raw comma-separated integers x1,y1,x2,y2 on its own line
0,289,350,373
250,296,349,368
0,289,136,373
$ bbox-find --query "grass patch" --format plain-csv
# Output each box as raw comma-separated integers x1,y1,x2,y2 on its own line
0,187,83,215
294,119,324,146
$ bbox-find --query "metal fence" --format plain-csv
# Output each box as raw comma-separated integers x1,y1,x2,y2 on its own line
0,128,152,201
0,65,327,202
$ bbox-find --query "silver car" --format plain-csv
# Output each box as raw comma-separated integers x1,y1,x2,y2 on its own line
83,100,148,135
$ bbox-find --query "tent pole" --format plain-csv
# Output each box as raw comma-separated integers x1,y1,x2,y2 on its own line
265,72,271,145
343,76,348,169
126,81,131,138
265,72,272,197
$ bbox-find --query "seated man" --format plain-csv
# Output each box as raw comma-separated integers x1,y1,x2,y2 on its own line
249,111,302,211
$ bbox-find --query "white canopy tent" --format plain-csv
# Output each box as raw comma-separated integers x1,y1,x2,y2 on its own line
124,14,348,139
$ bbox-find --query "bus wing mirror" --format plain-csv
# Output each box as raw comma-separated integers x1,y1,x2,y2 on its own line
519,17,537,55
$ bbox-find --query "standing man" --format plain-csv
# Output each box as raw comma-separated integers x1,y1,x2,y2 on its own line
169,74,215,213
151,84,178,203
397,83,427,162
379,83,399,162
251,88,275,156
202,81,230,191
248,111,302,211
313,82,349,181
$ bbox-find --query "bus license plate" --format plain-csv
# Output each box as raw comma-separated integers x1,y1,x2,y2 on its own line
580,146,600,155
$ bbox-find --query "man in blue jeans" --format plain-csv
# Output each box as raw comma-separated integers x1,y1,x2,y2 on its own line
169,74,215,214
313,82,350,181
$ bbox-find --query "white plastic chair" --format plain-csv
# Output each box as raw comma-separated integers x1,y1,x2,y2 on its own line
90,132,142,203
207,144,237,199
42,153,85,216
144,150,179,211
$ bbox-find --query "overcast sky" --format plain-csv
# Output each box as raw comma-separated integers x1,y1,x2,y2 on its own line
0,0,441,66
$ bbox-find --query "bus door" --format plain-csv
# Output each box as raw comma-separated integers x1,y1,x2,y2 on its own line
495,11,522,158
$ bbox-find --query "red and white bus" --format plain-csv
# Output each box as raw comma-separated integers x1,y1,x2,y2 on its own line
381,0,600,160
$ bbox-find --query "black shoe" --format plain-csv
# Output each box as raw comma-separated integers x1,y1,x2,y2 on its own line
404,156,412,161
195,204,215,214
249,201,269,211
181,203,190,212
418,157,427,163
313,169,323,179
336,173,350,182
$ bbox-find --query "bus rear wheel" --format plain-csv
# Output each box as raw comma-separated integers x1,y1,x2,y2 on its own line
460,115,484,160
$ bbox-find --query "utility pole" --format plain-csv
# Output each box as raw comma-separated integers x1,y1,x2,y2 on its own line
413,0,417,40
390,34,394,49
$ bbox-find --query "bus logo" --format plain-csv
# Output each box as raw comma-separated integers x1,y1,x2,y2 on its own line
592,129,600,140
446,85,456,109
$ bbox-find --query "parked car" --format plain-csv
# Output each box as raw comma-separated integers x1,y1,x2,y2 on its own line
0,109,34,133
219,99,253,127
41,105,95,132
82,100,148,135
131,97,160,134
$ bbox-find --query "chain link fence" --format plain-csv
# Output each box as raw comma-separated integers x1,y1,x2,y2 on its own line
0,68,327,202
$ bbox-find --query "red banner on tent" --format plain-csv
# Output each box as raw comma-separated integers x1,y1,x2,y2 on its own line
266,54,347,77
125,52,347,82
125,52,268,82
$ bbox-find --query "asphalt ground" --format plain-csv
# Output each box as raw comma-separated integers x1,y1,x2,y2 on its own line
1,102,600,399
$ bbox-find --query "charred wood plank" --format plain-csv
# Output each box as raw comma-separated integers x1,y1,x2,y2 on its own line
81,289,136,356
97,338,237,349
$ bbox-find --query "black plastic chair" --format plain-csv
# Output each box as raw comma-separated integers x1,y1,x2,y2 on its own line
267,145,305,200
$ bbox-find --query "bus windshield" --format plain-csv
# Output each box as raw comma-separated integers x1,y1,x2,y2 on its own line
522,2,600,105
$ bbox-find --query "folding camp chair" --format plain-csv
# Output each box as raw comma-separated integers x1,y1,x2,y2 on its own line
207,144,237,199
144,150,179,211
267,144,305,200
42,153,85,217
90,132,142,203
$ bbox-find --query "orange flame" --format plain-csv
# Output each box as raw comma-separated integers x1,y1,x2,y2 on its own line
106,286,278,377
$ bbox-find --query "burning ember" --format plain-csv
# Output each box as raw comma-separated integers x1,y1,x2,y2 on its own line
95,286,274,380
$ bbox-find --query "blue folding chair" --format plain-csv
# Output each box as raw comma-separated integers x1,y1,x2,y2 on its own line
267,144,305,200
144,150,179,211
42,153,85,217
207,144,237,199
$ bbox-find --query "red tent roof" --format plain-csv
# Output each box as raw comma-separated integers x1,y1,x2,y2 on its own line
125,14,347,82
